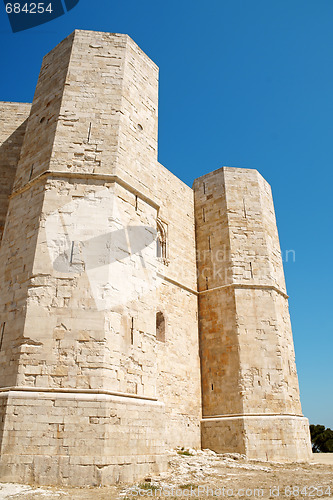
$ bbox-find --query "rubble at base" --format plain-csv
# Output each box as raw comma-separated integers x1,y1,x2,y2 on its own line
121,448,273,497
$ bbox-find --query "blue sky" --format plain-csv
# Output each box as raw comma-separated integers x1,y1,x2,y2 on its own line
1,0,332,428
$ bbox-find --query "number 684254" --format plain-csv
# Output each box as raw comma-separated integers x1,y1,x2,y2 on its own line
5,3,53,14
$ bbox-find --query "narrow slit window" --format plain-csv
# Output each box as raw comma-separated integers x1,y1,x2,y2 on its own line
130,317,134,345
0,322,5,351
156,312,165,342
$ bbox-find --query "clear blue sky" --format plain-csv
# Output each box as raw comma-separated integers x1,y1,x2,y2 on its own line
1,0,332,428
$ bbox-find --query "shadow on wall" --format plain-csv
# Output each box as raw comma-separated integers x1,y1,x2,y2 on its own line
0,119,29,243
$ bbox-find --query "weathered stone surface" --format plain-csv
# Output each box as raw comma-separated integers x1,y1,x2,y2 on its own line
0,30,311,486
0,101,31,241
193,167,311,461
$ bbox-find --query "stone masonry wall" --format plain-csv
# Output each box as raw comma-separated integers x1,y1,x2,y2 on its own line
0,102,31,241
0,390,166,486
0,30,201,485
202,415,311,461
13,34,74,192
0,182,46,387
0,29,311,484
193,167,311,461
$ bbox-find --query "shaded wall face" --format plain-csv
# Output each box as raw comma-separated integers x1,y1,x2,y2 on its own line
13,34,75,191
198,288,242,416
0,34,76,388
0,102,31,241
153,164,201,447
0,182,46,388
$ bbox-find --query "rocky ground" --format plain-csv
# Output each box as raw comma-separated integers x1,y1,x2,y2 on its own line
0,449,332,499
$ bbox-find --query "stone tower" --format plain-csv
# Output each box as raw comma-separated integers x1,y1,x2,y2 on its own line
0,30,311,486
193,168,311,460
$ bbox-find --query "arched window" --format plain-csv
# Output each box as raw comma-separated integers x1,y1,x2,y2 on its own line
156,219,167,262
156,311,165,342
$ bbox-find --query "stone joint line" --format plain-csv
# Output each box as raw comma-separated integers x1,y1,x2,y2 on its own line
199,283,289,299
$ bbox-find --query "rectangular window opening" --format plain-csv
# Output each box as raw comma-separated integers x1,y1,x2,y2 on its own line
87,122,92,143
130,317,134,345
249,261,254,279
243,198,247,218
29,165,34,181
0,322,6,351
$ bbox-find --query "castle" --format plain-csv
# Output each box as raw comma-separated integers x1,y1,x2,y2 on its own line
0,30,312,486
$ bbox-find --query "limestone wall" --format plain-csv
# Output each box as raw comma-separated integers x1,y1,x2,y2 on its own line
0,182,45,387
202,415,311,461
0,390,166,486
0,102,30,241
13,34,74,191
194,167,311,461
0,30,201,485
0,29,311,485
